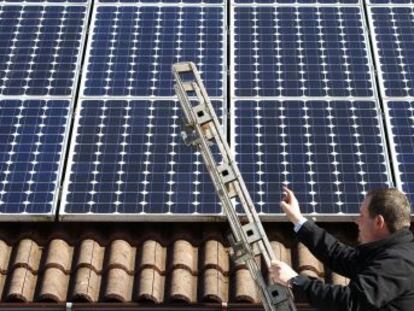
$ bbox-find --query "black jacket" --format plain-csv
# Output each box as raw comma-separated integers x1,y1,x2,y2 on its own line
292,221,414,311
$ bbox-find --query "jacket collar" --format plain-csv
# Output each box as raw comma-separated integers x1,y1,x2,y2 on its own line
357,228,413,253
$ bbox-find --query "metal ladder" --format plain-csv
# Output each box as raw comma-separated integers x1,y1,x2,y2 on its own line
172,62,296,311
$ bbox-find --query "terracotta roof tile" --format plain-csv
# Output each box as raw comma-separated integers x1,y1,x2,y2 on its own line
72,267,101,302
0,239,11,273
104,267,133,302
0,222,361,307
44,239,73,273
270,241,291,265
202,268,228,302
297,243,324,279
203,240,229,274
140,240,166,272
39,267,70,302
13,239,42,272
137,267,165,303
107,240,136,272
234,268,259,303
170,268,197,303
7,267,37,302
0,239,11,299
171,240,197,273
76,239,105,271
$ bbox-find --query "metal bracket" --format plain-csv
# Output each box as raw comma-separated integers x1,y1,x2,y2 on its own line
217,163,236,185
227,233,250,265
268,284,296,311
242,222,262,244
193,103,212,125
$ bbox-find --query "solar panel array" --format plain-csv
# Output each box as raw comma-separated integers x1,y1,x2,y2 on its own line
0,0,89,219
0,0,413,220
231,1,395,218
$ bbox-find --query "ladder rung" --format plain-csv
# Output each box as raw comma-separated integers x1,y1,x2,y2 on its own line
173,62,194,73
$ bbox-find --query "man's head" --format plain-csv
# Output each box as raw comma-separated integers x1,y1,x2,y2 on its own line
356,188,411,244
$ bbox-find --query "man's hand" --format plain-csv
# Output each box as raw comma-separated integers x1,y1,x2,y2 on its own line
270,260,299,287
280,186,302,224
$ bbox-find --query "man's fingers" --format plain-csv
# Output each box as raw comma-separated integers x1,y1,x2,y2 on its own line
282,186,292,194
280,201,289,211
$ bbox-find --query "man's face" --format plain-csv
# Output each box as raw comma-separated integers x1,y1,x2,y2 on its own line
356,196,377,244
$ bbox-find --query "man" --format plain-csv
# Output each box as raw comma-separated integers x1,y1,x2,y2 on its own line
270,187,414,311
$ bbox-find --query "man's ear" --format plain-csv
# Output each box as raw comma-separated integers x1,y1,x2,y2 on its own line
375,214,386,229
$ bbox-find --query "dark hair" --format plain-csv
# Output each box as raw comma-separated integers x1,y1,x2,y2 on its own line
367,188,411,233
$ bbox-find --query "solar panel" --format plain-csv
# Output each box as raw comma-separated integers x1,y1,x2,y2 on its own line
384,101,414,209
0,100,70,219
233,6,373,97
0,4,87,96
369,7,414,98
61,100,225,220
0,0,88,3
368,0,414,4
98,0,223,3
233,100,391,217
82,5,224,97
234,0,359,4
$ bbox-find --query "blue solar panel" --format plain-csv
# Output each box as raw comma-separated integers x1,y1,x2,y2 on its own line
62,100,224,218
234,100,390,215
98,0,223,3
0,0,87,2
234,6,373,97
0,5,87,96
385,101,414,208
235,0,358,3
83,6,224,97
370,7,414,97
369,0,414,4
0,100,70,216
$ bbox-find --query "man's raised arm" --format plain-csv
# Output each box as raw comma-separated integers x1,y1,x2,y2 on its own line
280,187,358,278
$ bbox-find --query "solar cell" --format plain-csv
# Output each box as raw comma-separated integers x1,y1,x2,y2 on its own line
61,100,224,219
0,5,87,96
233,100,391,216
369,7,414,97
233,6,373,97
83,5,224,97
0,100,70,218
385,101,414,209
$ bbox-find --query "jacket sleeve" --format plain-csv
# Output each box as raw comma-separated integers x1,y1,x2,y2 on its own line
292,258,411,311
296,221,359,278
